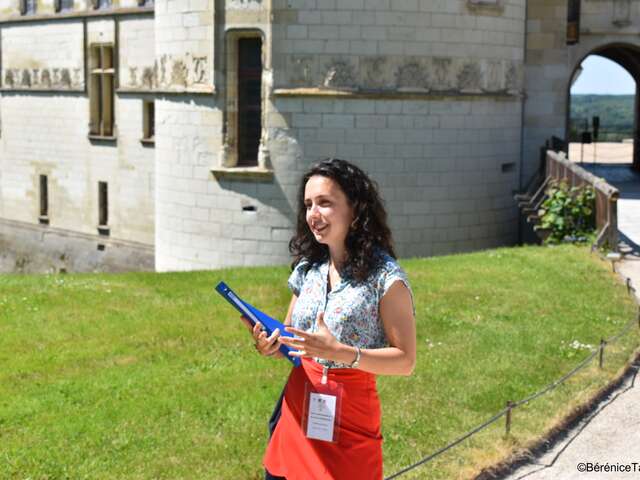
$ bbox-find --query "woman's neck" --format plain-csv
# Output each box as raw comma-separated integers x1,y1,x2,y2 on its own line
328,244,347,271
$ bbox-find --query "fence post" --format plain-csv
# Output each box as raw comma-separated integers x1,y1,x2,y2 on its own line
599,338,606,368
505,400,514,436
627,278,632,295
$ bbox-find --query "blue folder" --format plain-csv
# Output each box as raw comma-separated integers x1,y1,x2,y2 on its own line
215,281,301,367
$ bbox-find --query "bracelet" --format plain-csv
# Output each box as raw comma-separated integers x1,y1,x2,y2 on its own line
349,346,361,368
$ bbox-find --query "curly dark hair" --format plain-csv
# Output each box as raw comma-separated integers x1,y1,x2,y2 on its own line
288,158,396,283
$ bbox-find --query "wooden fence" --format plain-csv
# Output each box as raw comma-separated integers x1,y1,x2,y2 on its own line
545,150,619,250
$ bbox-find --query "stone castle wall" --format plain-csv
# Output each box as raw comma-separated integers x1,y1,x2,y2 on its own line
0,3,156,272
12,0,629,272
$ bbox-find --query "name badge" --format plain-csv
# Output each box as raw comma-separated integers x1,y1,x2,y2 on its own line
301,366,344,443
306,392,337,442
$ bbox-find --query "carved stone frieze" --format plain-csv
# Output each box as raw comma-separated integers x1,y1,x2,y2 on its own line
395,60,430,92
322,59,357,89
128,66,138,86
505,62,520,94
287,55,314,86
432,57,453,90
457,62,483,93
279,54,522,95
485,60,502,93
466,0,504,14
60,68,72,87
361,56,390,89
2,66,83,90
227,0,263,9
123,54,211,91
21,70,32,87
170,59,188,87
41,69,51,87
141,67,155,89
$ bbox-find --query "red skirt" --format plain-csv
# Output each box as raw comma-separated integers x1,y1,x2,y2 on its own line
263,357,383,480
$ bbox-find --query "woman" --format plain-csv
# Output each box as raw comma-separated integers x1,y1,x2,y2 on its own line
241,158,416,480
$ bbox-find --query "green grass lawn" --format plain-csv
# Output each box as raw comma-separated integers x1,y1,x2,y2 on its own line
1,244,638,480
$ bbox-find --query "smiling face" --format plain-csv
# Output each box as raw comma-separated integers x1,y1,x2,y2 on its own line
304,175,355,250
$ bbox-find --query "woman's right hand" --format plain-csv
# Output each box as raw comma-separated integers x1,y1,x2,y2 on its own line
240,315,284,358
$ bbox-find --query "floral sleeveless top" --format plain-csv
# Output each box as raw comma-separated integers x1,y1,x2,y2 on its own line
287,248,415,368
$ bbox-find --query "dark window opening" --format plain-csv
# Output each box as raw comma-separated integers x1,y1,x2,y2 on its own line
142,100,155,142
92,0,112,9
98,181,109,235
89,44,115,138
237,37,263,167
39,175,49,225
54,0,74,12
501,162,515,173
567,0,581,45
20,0,36,15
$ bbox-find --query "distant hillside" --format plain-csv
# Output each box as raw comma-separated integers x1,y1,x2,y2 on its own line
570,94,634,142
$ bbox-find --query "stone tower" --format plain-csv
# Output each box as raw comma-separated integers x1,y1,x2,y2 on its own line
155,0,527,270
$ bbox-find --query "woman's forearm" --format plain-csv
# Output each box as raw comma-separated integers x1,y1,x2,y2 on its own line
333,343,415,376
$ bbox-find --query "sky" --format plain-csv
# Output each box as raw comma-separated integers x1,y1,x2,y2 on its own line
571,55,636,95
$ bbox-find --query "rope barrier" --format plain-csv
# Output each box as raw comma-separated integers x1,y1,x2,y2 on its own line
384,246,640,479
513,349,599,409
606,311,639,344
384,409,509,480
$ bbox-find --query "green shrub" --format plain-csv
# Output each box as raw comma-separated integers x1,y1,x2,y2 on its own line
535,179,596,244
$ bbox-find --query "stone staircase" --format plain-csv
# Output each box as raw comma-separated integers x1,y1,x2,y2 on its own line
515,173,551,243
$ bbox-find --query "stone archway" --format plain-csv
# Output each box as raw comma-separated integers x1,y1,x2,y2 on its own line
566,43,640,172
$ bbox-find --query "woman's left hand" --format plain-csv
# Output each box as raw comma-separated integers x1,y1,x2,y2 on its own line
278,311,340,362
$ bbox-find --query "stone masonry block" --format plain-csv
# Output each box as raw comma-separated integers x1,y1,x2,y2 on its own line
375,128,405,144
287,25,308,39
316,128,346,143
293,113,322,128
309,25,340,39
337,0,364,9
322,114,354,129
355,115,386,129
322,11,354,24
